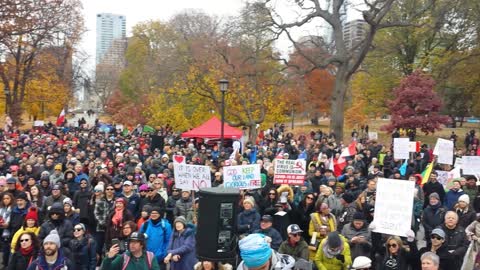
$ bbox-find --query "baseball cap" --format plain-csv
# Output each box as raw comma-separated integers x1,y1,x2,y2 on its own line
261,215,273,222
431,228,446,239
287,224,303,234
123,180,133,186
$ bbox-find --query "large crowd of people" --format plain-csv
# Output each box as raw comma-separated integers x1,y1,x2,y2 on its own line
0,120,478,270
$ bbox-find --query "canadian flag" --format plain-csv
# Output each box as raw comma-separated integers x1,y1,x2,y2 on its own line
340,141,357,157
333,156,347,177
56,109,65,126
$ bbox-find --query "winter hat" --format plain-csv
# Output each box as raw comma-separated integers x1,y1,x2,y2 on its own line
243,197,255,207
351,256,372,269
341,192,355,204
63,198,73,206
326,232,342,249
142,205,153,214
174,216,187,227
353,212,366,221
429,192,440,201
431,228,446,239
458,194,470,204
6,177,16,184
25,207,39,223
150,206,163,216
115,197,127,206
43,229,61,247
239,233,272,268
94,184,104,192
49,202,64,215
54,164,62,170
16,192,28,201
139,184,149,192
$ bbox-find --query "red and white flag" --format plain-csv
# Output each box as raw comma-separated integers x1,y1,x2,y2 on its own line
56,109,65,126
333,156,347,177
340,141,357,157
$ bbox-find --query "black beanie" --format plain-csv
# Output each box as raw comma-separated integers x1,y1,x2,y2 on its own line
327,232,342,249
341,192,355,204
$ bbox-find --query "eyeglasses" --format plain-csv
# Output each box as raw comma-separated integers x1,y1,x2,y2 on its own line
306,197,314,200
387,243,398,248
20,238,31,242
431,235,443,240
74,228,83,231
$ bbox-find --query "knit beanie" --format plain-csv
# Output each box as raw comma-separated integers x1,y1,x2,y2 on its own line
43,229,61,247
174,216,187,227
243,197,255,207
25,207,39,223
326,232,342,249
239,233,272,268
429,192,440,201
458,194,470,204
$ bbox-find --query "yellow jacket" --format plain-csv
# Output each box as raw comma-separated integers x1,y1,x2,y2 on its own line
314,235,352,270
10,226,40,253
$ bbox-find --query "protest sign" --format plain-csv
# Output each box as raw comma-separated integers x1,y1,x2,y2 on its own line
393,138,410,159
435,170,450,187
462,156,480,175
223,164,261,189
454,157,462,169
368,132,378,140
274,159,306,185
173,163,211,191
173,155,186,164
434,138,454,165
33,121,44,127
373,178,415,237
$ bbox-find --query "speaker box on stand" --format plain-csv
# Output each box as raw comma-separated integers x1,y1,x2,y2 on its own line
196,187,240,263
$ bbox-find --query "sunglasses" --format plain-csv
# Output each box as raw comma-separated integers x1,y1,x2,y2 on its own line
147,189,154,192
94,190,102,192
74,228,83,231
306,196,314,200
20,238,31,242
269,193,276,195
431,235,443,240
154,183,162,185
387,243,398,248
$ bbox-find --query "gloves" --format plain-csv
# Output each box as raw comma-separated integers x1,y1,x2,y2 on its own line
368,221,376,231
405,229,415,242
335,254,345,263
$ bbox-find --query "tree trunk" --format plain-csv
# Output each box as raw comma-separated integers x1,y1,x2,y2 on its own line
10,101,23,127
248,125,258,144
330,69,349,142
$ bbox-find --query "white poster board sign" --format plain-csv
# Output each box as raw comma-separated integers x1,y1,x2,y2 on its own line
173,164,211,191
454,157,462,169
394,138,410,159
273,159,307,185
223,164,261,189
434,138,454,165
463,156,480,175
33,121,44,127
373,178,415,237
435,170,450,187
368,132,378,140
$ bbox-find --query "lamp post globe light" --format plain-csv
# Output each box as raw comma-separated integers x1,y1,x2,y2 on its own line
219,79,229,151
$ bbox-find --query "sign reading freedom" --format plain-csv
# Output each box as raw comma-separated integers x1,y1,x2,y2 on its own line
273,159,306,185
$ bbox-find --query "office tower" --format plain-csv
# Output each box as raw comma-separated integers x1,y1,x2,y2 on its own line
96,13,126,65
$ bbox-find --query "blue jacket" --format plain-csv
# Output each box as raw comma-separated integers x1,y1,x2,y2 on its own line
237,209,261,234
254,227,283,250
445,189,465,210
27,249,74,270
167,226,197,270
140,218,172,261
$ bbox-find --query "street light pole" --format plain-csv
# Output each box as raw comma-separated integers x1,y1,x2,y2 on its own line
219,79,229,151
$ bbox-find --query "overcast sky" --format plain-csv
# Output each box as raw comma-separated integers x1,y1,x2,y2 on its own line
79,0,363,70
79,0,246,69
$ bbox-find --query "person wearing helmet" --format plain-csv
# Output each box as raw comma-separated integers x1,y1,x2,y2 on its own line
102,231,160,270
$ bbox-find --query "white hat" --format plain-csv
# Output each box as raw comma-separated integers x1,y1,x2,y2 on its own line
351,256,372,269
458,194,470,204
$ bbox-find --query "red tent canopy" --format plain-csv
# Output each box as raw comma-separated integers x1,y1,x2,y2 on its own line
181,117,243,139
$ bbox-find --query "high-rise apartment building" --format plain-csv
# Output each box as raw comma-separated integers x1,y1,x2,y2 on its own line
96,13,126,64
343,19,368,51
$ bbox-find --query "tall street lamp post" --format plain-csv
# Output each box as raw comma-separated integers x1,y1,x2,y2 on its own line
219,79,229,151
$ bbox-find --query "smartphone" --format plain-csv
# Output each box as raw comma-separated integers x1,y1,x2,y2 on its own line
111,238,120,246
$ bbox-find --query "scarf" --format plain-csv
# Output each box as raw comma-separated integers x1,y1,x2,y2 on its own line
20,245,34,256
322,241,344,259
112,208,124,226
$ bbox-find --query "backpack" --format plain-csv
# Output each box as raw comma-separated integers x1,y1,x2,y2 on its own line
141,219,168,245
121,251,154,270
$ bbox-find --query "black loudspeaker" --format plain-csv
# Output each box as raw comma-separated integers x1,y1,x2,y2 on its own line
196,187,240,261
150,135,164,152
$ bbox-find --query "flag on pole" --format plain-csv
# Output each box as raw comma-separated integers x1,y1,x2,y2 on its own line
334,156,347,177
56,109,65,126
143,125,155,133
399,159,408,176
421,162,434,185
340,141,357,157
